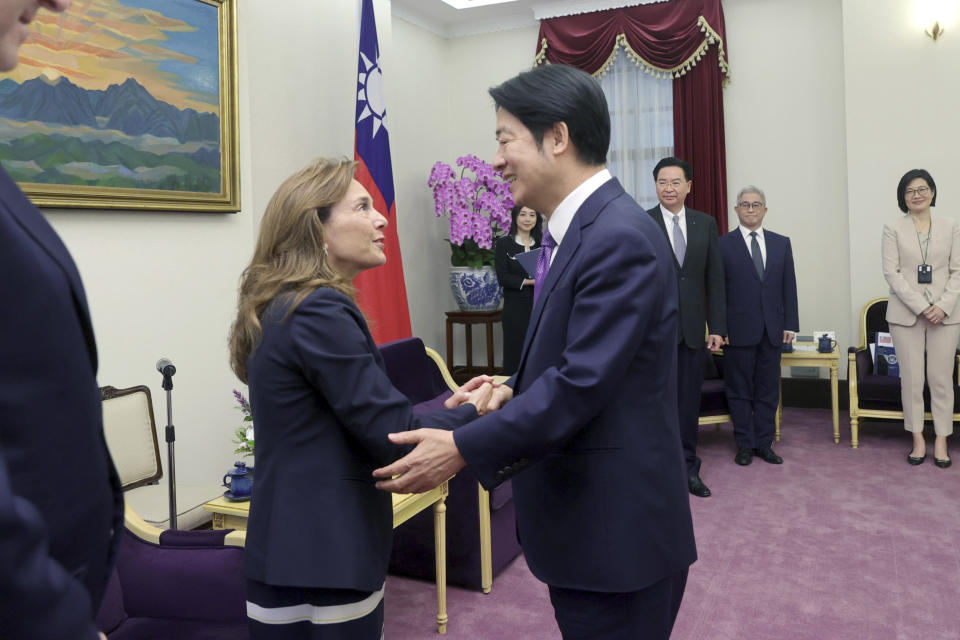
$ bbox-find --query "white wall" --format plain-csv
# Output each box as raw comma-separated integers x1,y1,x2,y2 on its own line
45,189,250,484
390,19,540,363
842,0,960,343
723,0,850,368
387,17,452,354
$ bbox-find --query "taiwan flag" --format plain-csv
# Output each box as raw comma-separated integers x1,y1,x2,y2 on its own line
353,0,411,344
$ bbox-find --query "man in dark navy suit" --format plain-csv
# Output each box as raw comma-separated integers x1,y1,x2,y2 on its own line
0,1,122,638
719,186,799,466
374,64,695,640
648,157,726,498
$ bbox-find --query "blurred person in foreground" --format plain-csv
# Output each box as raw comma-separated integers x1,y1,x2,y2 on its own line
228,157,492,639
882,168,960,469
0,1,121,638
373,64,695,640
494,204,542,374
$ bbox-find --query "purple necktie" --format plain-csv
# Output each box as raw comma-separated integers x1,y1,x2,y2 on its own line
533,227,556,305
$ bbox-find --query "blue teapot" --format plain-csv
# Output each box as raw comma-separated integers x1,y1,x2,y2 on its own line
223,461,253,499
818,335,837,353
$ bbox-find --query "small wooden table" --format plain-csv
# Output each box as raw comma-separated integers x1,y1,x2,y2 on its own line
445,310,502,384
204,482,451,634
780,345,841,443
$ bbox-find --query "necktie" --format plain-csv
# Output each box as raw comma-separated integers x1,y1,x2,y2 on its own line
672,215,686,265
750,231,764,279
533,227,556,305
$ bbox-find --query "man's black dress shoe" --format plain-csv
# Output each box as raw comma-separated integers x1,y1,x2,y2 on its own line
734,448,753,466
688,475,711,498
755,446,783,464
907,453,926,465
934,457,952,469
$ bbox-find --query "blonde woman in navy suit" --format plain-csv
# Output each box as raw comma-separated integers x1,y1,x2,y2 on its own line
228,158,491,639
882,169,960,468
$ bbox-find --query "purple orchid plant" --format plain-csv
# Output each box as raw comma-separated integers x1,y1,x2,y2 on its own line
429,154,514,269
232,389,254,458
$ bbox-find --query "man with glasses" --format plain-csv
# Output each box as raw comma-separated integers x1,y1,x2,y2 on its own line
719,186,798,466
648,156,726,498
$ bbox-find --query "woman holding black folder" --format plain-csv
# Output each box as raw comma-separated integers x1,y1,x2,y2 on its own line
495,205,542,374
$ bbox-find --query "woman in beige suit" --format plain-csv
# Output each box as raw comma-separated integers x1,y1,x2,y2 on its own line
882,169,960,468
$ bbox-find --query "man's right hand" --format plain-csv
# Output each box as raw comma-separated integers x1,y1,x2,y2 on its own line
444,375,494,409
485,383,513,411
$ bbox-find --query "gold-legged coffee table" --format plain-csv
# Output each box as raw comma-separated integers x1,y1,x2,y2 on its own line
780,345,841,443
204,481,451,634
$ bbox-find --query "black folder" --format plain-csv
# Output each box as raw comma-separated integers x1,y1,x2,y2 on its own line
513,248,541,278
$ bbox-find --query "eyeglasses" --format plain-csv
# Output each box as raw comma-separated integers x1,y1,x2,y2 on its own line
904,187,930,197
657,179,686,188
737,202,765,210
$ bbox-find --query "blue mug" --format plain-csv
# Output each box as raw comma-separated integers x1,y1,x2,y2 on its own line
818,335,837,353
223,461,253,498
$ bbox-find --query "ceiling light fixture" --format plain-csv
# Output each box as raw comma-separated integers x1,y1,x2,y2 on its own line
440,0,520,9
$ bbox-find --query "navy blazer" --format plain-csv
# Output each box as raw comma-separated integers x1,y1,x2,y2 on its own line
0,168,123,639
244,288,477,591
454,178,697,592
648,206,727,346
719,228,799,347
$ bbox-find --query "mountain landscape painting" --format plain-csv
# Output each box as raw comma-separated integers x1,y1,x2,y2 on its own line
0,0,239,211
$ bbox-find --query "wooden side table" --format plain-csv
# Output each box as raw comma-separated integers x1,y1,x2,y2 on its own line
445,310,502,384
204,482,451,634
780,345,841,443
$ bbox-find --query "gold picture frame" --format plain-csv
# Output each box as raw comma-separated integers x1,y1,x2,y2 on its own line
0,0,239,212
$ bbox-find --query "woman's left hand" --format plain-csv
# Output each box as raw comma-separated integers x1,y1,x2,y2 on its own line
923,305,946,324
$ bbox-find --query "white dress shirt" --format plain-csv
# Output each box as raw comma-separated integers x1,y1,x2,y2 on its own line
660,204,687,249
739,225,766,267
545,168,613,266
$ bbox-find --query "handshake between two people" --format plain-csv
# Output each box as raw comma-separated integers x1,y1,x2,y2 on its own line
372,376,513,495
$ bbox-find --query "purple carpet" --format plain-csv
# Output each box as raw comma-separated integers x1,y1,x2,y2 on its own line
384,408,960,639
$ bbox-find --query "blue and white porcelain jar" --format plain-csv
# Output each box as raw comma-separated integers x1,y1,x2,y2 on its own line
449,266,503,311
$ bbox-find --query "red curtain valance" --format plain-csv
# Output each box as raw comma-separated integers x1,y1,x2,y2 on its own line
534,0,729,233
535,0,729,80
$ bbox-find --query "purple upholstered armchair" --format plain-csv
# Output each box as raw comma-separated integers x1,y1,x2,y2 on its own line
380,337,522,593
96,505,247,639
699,350,731,427
848,297,960,448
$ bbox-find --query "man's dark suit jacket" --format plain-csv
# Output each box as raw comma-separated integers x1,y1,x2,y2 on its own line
0,168,123,639
244,288,477,590
648,206,727,345
455,178,697,592
719,228,799,346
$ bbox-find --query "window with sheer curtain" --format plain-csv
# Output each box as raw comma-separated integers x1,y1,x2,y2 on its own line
598,52,674,210
535,0,729,231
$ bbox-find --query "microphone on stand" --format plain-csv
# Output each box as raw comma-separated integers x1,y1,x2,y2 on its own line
156,358,176,376
156,358,176,390
156,357,178,529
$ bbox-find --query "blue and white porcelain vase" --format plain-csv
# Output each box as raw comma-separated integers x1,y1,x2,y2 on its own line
449,266,503,311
